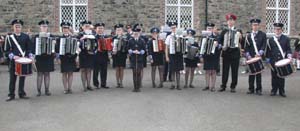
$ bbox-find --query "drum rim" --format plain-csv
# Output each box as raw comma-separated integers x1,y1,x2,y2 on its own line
15,57,33,64
275,58,292,67
246,57,261,64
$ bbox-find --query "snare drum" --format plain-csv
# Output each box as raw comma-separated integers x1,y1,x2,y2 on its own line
246,57,264,75
15,57,33,76
275,58,295,78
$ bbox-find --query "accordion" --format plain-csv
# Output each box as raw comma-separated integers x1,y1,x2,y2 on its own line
35,33,56,55
82,35,97,52
199,37,217,55
176,37,187,53
152,39,165,53
98,37,113,52
186,46,199,60
113,35,127,53
223,30,241,50
59,37,78,55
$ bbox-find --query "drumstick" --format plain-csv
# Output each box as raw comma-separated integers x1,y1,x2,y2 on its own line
32,60,38,72
267,63,274,71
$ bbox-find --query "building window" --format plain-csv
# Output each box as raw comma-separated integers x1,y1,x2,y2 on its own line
165,0,193,29
60,0,88,32
266,0,290,34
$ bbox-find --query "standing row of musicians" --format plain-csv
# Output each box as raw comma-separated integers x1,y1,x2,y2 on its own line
4,13,295,102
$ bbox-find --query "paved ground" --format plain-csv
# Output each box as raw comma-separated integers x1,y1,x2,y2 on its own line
0,64,299,131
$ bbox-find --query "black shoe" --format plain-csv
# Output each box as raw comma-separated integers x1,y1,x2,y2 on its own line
247,91,254,94
119,84,124,88
152,83,156,88
6,97,15,102
87,87,93,91
68,89,73,94
230,89,236,93
218,88,226,92
36,91,42,97
279,93,287,97
170,85,175,90
19,96,29,99
176,86,182,90
157,84,163,88
132,89,138,92
45,90,51,96
183,85,188,88
101,86,109,89
256,91,262,96
95,86,101,89
189,85,195,88
270,92,276,96
202,87,210,91
83,88,88,92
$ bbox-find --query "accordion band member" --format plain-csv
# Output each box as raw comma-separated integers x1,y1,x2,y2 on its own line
184,29,199,89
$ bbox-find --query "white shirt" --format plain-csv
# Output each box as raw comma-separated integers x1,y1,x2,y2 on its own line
165,33,175,46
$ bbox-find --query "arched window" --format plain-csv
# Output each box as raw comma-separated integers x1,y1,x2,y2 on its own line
266,0,290,34
60,0,88,32
165,0,193,29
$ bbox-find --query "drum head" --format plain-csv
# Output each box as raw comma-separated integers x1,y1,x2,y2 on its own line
246,57,261,64
15,57,33,64
275,58,291,67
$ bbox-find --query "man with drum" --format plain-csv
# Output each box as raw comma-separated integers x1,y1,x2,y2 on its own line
245,19,267,95
4,19,33,101
93,22,110,89
265,23,292,97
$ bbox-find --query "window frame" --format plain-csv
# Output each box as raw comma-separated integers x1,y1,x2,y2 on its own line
165,0,194,29
266,0,290,35
59,0,88,32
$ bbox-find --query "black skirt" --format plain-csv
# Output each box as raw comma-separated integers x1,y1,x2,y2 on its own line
184,57,199,68
35,55,55,72
151,53,164,66
112,52,127,68
169,53,184,72
60,54,77,73
79,52,94,69
203,54,219,70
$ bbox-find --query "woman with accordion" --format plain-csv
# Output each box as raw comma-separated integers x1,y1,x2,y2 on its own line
112,24,129,88
77,20,97,92
148,27,165,88
183,29,199,89
56,22,78,94
201,23,222,92
32,20,56,96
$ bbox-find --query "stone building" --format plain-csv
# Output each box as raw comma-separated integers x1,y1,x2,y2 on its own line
0,0,299,36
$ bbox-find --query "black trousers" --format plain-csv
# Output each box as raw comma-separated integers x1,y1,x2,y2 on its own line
133,68,142,89
221,57,240,89
8,61,26,97
93,62,108,87
248,73,262,92
271,69,285,94
163,62,172,81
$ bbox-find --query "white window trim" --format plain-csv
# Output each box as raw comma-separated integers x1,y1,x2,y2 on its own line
165,0,194,29
59,0,88,32
266,0,290,35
